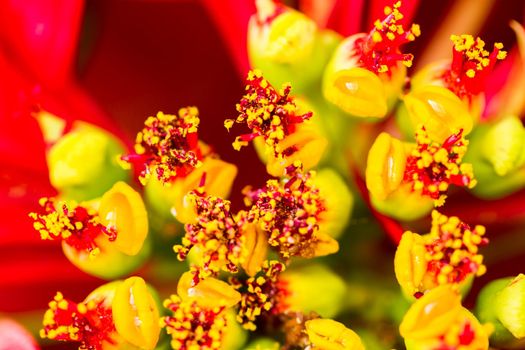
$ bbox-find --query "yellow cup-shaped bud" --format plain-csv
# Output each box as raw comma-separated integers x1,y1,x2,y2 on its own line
264,122,328,177
241,224,269,277
314,168,353,239
47,121,129,201
177,272,241,309
496,274,525,339
99,182,149,256
323,34,405,119
400,286,462,340
305,319,365,350
283,264,346,318
394,232,428,297
112,277,161,350
366,132,407,201
398,85,473,143
145,157,237,224
62,182,150,279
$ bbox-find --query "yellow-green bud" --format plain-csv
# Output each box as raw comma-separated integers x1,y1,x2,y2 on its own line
47,122,129,201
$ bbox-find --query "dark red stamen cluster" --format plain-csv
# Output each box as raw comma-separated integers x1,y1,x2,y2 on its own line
122,108,202,185
225,70,312,158
244,168,326,259
231,260,289,330
163,295,227,350
173,190,248,285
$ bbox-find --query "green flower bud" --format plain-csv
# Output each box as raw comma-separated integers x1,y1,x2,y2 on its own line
47,121,129,201
464,116,525,199
282,264,346,318
496,275,525,340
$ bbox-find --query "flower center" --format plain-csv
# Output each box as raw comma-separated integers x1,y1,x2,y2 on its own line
162,296,227,350
403,127,476,205
244,166,326,259
173,190,248,284
225,70,312,158
30,198,117,257
41,292,116,350
353,1,420,74
122,107,202,185
443,34,507,100
231,260,289,330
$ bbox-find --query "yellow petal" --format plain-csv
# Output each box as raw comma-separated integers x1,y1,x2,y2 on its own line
177,272,241,308
112,277,160,350
313,232,340,257
306,319,365,350
99,182,148,256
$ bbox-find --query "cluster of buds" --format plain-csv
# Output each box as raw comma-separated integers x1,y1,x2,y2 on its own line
28,0,525,349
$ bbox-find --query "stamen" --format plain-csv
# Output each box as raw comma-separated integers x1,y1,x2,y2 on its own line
29,198,117,257
162,295,227,350
244,165,326,259
403,127,476,206
443,35,507,100
173,191,248,285
231,260,289,330
425,211,488,289
354,1,420,74
122,108,202,185
40,292,116,350
225,70,312,158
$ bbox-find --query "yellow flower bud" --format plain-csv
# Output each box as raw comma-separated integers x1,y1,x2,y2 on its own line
400,286,463,340
98,182,149,256
365,132,407,201
283,264,346,318
401,286,491,350
399,85,473,143
394,232,428,297
112,277,161,350
323,34,406,119
46,121,129,201
370,184,434,221
305,318,365,350
263,122,328,177
314,168,353,239
177,272,241,309
241,224,269,277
